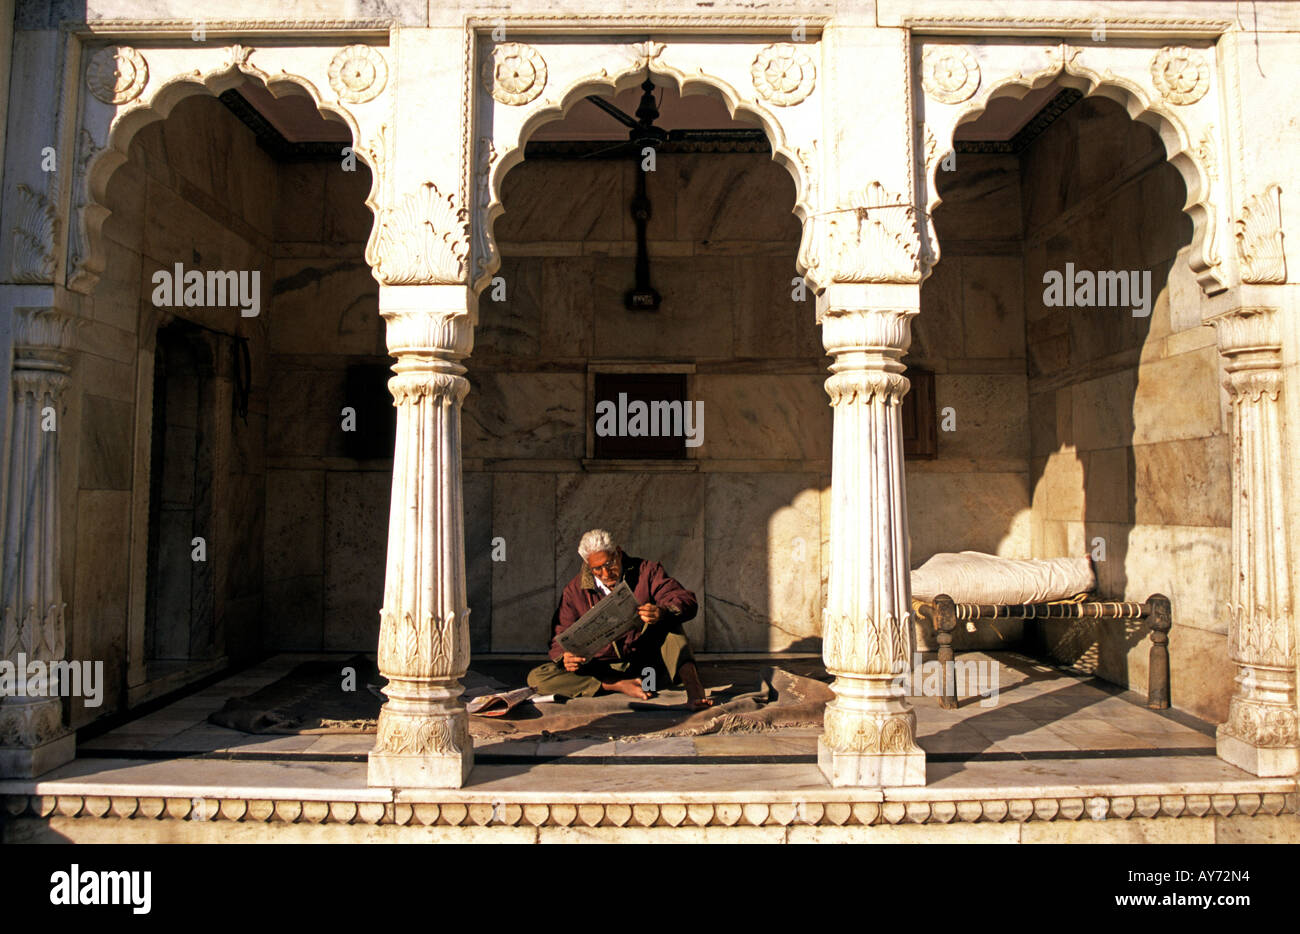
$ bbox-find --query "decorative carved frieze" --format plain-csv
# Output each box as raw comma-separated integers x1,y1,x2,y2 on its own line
1225,696,1299,748
386,372,470,408
367,182,470,286
1235,185,1286,284
4,788,1293,827
823,705,918,754
374,709,463,757
1150,46,1210,105
380,308,474,360
0,700,64,748
751,43,816,106
85,45,149,105
328,45,388,104
921,46,981,104
484,42,547,106
11,184,57,284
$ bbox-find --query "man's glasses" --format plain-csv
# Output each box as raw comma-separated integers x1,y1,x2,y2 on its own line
588,557,621,574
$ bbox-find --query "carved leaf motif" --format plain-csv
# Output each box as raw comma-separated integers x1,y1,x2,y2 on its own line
822,182,921,283
1235,184,1286,284
400,610,419,670
369,182,470,285
12,184,57,283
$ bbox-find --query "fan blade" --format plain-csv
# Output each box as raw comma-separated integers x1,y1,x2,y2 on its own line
579,140,634,160
667,128,768,144
585,95,640,129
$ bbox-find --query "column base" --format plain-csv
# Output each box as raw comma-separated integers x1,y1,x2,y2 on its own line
1216,729,1299,777
368,747,474,789
818,738,925,787
0,732,76,779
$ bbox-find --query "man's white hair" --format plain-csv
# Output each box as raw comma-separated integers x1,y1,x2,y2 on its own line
578,529,619,561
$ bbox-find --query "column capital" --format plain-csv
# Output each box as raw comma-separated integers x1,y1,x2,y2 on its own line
378,284,475,362
1209,306,1280,358
818,305,917,359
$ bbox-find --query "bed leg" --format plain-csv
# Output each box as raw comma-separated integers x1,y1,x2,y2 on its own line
1146,593,1171,710
935,595,958,710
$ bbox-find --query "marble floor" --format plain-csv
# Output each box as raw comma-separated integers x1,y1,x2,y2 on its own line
6,650,1246,790
6,652,1295,843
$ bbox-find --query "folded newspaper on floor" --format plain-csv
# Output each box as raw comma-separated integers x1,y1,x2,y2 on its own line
557,580,641,658
465,686,538,716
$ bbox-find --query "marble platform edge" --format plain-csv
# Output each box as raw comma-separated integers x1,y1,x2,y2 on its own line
3,789,1294,827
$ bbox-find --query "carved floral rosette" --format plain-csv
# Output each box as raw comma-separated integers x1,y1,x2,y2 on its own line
484,42,548,106
921,46,981,104
751,43,816,106
1150,46,1210,106
328,45,388,104
85,45,149,105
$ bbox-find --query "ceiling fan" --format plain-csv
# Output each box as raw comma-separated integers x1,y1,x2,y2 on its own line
574,73,765,311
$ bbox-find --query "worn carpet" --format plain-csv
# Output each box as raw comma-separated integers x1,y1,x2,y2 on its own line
207,656,833,741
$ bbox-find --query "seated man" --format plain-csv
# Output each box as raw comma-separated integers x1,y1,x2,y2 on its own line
526,529,714,709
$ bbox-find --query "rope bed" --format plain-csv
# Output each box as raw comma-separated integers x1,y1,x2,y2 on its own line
919,593,1172,711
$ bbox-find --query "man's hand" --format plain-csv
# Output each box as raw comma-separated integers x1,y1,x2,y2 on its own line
637,603,663,625
562,651,587,672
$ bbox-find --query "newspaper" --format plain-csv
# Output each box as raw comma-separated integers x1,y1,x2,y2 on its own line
557,580,641,658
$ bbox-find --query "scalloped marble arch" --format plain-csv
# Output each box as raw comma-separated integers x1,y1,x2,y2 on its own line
920,45,1226,297
70,56,380,296
472,53,816,297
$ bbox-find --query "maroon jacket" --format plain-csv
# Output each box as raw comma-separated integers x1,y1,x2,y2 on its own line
547,554,698,662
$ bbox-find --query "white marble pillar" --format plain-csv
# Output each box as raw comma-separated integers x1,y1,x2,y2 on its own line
367,284,475,788
1212,307,1298,777
817,302,925,787
0,307,78,777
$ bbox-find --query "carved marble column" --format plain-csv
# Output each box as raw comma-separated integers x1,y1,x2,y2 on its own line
817,303,925,786
0,307,78,777
366,284,475,788
1212,307,1298,777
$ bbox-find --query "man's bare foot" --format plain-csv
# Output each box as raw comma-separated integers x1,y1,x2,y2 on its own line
678,661,713,709
603,678,650,700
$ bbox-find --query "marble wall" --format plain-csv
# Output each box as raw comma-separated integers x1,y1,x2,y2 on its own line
467,153,830,653
261,161,385,652
921,154,1033,566
69,94,278,723
1017,98,1231,722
